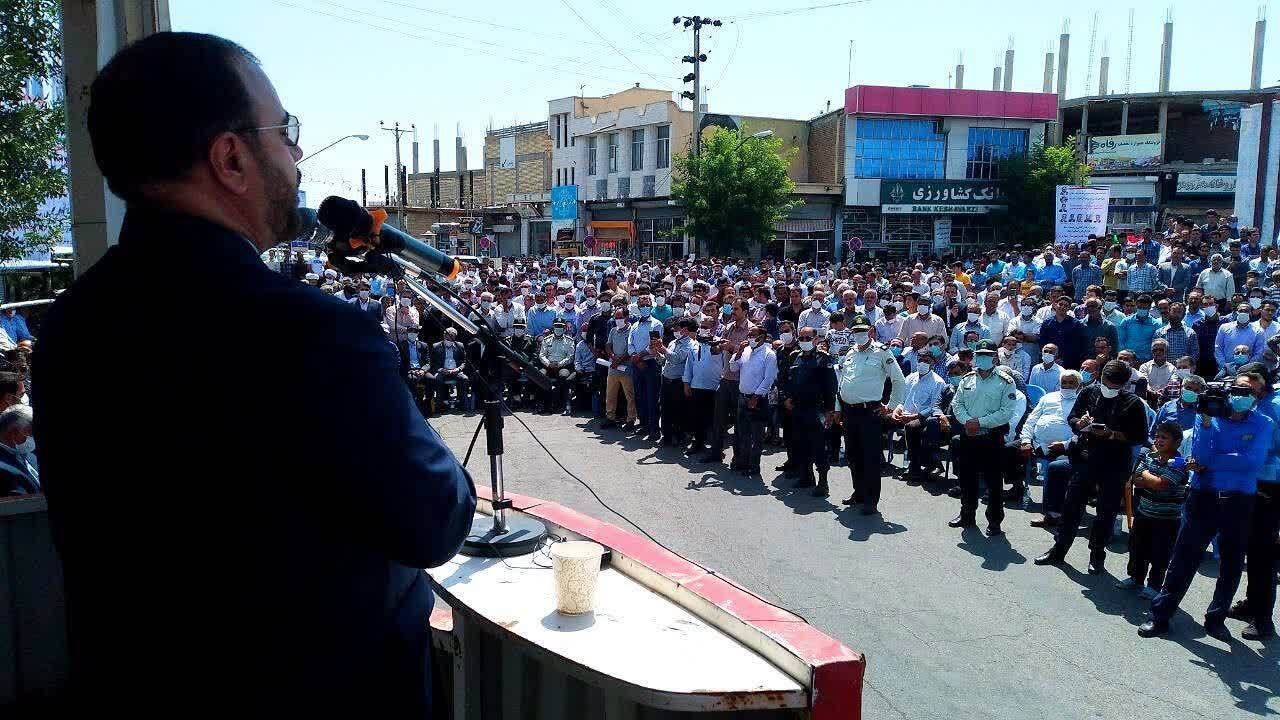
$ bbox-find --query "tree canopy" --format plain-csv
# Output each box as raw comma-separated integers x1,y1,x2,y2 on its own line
996,140,1091,248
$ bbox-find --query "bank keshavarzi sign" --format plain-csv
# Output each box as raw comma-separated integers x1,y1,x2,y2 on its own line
881,181,1007,215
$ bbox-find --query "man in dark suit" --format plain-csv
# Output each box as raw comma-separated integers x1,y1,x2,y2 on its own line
32,32,475,717
349,279,384,325
0,404,38,496
427,327,472,411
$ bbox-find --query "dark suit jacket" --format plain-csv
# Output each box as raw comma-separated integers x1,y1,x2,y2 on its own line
429,341,468,374
351,297,384,324
33,208,476,716
0,444,38,495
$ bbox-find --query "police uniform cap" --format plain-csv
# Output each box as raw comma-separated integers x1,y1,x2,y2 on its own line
975,339,998,355
849,314,871,330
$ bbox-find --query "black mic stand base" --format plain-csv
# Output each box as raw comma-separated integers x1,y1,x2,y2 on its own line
462,513,548,558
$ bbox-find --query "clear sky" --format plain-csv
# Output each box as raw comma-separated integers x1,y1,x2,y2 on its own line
170,0,1277,205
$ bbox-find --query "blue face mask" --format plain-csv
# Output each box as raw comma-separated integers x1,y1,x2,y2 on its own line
1181,389,1199,404
975,356,995,371
1229,394,1256,413
966,341,978,351
638,307,653,319
1233,353,1249,365
890,346,902,357
948,375,963,387
1136,308,1149,318
929,345,943,357
1081,370,1093,383
722,303,733,314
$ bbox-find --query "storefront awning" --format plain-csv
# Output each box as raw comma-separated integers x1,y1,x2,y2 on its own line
774,219,834,233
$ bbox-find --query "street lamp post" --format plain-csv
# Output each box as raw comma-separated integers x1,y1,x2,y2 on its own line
297,133,370,165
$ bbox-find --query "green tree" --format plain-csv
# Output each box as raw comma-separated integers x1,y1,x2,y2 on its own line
996,140,1090,248
671,127,798,256
0,0,68,262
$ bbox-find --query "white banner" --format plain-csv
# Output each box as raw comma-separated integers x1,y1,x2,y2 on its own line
1086,133,1162,170
933,216,952,250
499,136,516,169
1055,186,1109,246
1176,173,1236,195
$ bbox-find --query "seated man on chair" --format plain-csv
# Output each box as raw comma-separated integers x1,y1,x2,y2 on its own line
538,319,576,414
894,340,948,485
1020,370,1082,528
0,404,38,496
429,327,471,412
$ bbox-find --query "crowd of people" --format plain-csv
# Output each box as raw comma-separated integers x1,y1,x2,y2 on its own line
286,208,1279,642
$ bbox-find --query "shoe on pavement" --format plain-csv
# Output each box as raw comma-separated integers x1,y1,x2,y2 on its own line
1140,586,1159,600
1115,577,1140,590
1138,620,1169,638
812,480,830,498
1227,600,1253,622
985,525,1004,537
946,486,962,498
842,495,860,506
1033,549,1066,566
1030,516,1061,528
1242,623,1276,641
948,515,976,529
1087,552,1106,575
697,453,723,464
1203,619,1232,642
860,504,880,516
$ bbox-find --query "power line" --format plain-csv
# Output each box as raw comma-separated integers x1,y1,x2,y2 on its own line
270,0,668,84
558,0,669,85
722,0,871,21
709,23,743,91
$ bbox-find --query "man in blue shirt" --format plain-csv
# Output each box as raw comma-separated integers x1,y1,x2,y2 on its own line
1141,371,1274,639
1228,362,1280,640
0,309,33,344
683,324,727,457
1116,294,1159,362
628,294,666,441
1214,302,1265,368
1150,373,1204,441
1034,249,1066,288
525,291,558,337
1071,250,1103,302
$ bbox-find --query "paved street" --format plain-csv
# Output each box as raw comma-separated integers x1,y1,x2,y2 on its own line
432,410,1279,720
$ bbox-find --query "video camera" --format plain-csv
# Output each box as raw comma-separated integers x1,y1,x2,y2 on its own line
1197,381,1232,418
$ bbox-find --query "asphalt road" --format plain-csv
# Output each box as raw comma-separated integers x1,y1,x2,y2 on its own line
431,409,1279,720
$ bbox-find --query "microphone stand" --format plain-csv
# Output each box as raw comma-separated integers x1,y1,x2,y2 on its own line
388,254,550,558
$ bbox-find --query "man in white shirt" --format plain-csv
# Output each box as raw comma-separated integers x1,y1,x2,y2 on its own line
728,326,777,476
1008,299,1043,358
1138,339,1175,398
892,350,948,484
1027,343,1065,392
797,291,831,334
874,303,904,344
1020,370,1081,528
997,334,1032,382
979,293,1009,345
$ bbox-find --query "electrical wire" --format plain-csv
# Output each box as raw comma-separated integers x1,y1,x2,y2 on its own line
558,0,670,86
722,0,871,21
708,23,742,93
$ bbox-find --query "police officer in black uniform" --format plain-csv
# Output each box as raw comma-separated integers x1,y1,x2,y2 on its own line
780,325,838,496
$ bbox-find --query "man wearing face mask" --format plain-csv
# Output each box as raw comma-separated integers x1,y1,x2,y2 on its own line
683,323,728,457
1214,302,1264,370
836,315,905,515
728,326,778,476
779,327,837,495
1028,343,1065,393
948,341,1018,535
348,280,382,324
898,293,948,345
538,319,576,415
895,343,948,485
653,318,697,446
1140,372,1274,639
628,295,666,441
1035,360,1148,574
0,404,38,496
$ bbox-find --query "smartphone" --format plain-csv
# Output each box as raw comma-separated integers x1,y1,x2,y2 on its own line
1088,423,1107,432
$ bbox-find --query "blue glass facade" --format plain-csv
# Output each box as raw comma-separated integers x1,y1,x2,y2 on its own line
853,118,946,179
965,127,1028,179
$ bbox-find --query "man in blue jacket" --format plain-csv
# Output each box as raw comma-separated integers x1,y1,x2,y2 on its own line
33,33,476,716
1140,371,1274,639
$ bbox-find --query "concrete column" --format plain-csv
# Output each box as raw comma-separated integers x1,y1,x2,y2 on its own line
955,64,964,90
519,218,529,255
1120,101,1129,134
1056,33,1070,100
1158,101,1169,162
1003,49,1014,91
63,0,171,276
1079,102,1090,155
1098,57,1109,96
1252,19,1267,90
992,67,1002,91
1158,22,1173,92
1042,52,1054,93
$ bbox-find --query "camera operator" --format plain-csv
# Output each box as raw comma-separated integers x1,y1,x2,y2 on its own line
1227,363,1280,640
1035,360,1148,574
34,33,476,715
1141,371,1274,639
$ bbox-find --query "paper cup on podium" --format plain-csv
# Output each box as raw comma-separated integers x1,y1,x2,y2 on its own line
550,541,605,614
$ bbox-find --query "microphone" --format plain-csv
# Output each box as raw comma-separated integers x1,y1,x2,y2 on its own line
317,196,462,281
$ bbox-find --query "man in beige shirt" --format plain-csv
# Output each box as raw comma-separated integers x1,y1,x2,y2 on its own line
898,294,948,344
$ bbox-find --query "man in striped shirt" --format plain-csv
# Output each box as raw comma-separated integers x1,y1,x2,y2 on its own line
1125,249,1162,294
1071,250,1103,302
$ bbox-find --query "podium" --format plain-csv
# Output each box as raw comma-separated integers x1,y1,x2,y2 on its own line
426,487,865,719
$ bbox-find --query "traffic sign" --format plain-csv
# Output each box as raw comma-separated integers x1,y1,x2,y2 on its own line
847,236,863,253
470,219,483,235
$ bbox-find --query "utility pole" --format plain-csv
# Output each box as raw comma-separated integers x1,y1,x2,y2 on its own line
674,15,721,159
380,120,414,227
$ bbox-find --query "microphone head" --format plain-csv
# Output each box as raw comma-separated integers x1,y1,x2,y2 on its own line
317,196,371,237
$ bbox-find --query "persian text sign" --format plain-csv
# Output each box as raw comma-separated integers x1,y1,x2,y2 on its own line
1176,173,1236,195
880,180,1006,214
1055,185,1110,246
1086,133,1162,170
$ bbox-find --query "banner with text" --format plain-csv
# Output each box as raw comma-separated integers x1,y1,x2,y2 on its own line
1055,185,1110,246
880,180,1007,214
1175,173,1236,195
1086,133,1162,170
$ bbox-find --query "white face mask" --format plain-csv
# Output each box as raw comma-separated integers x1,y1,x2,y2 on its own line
1250,298,1263,309
779,332,794,344
358,290,370,300
967,312,980,323
1203,305,1218,317
615,318,628,328
799,340,815,351
399,297,412,307
1099,386,1120,399
1237,312,1251,325
852,331,871,346
811,300,822,310
408,332,419,343
1042,352,1056,364
1060,388,1078,400
535,303,546,310
1020,306,1034,317
480,300,492,309
585,297,597,306
656,296,667,306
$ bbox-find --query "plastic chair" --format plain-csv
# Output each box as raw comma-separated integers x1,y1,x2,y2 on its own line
1024,384,1046,409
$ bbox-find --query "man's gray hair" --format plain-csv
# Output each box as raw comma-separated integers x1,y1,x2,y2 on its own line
0,404,33,435
1060,370,1082,385
1182,373,1207,390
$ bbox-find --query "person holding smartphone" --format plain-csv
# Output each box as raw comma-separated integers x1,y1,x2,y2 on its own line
1035,360,1149,574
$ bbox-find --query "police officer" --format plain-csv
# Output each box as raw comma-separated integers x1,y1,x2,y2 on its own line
780,326,838,496
836,314,906,515
1140,371,1274,639
949,340,1018,536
